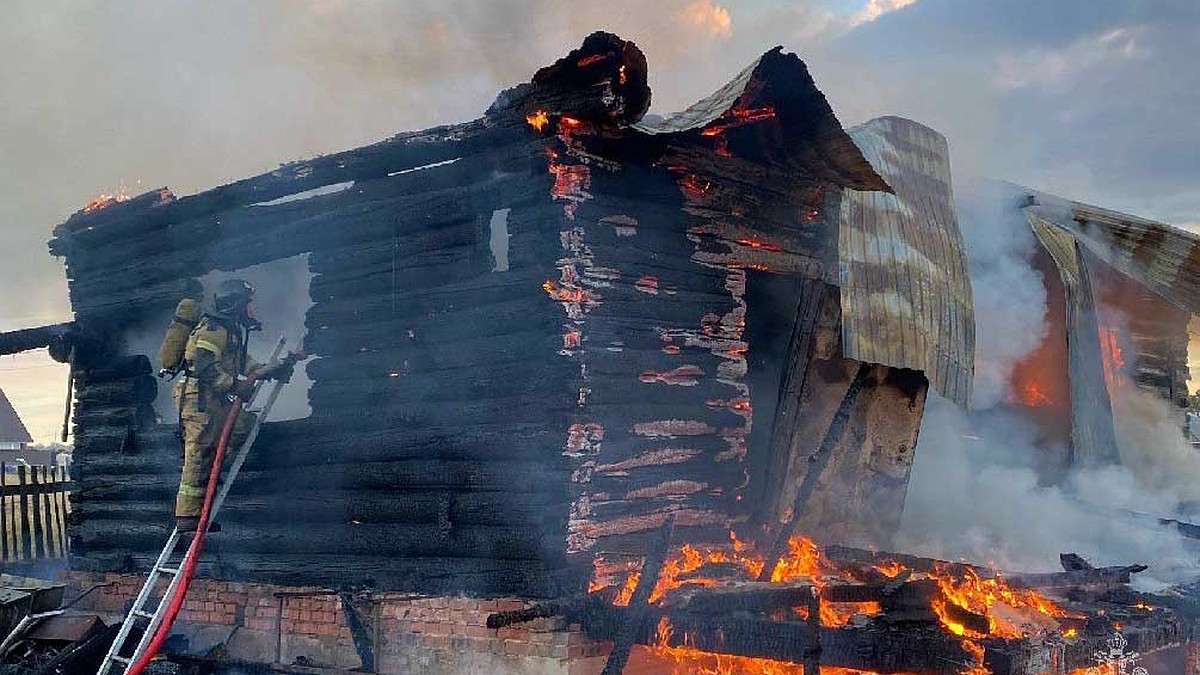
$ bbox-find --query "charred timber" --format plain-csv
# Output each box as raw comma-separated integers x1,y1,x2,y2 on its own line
72,375,157,407
601,514,676,675
69,552,583,599
74,520,567,561
1006,565,1148,589
583,605,979,675
0,322,75,357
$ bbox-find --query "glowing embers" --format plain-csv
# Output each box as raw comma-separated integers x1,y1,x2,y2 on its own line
546,150,592,220
679,174,713,200
82,186,131,213
1012,381,1053,407
734,236,782,252
542,279,594,305
525,110,587,137
1100,325,1126,392
699,105,778,138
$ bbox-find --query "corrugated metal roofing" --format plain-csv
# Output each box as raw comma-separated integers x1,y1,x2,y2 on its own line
1028,214,1120,465
836,117,975,407
1032,200,1200,315
0,388,32,444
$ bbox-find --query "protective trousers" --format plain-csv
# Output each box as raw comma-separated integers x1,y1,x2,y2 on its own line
174,404,255,517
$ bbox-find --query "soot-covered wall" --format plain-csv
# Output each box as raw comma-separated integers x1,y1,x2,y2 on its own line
52,33,943,598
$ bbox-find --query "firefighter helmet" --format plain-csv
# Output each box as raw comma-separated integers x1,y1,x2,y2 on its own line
214,279,255,317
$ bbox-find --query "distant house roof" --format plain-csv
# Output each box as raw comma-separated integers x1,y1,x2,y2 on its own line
0,388,33,444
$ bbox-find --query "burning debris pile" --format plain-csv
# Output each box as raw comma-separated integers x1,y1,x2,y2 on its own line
494,527,1183,675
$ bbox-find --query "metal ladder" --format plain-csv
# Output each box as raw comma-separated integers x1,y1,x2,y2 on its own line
96,339,287,675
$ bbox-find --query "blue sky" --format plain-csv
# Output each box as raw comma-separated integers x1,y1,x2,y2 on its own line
1,0,1197,440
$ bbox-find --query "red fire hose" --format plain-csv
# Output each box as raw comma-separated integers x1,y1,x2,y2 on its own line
124,391,246,675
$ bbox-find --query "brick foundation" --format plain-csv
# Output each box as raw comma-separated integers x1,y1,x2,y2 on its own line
64,572,610,675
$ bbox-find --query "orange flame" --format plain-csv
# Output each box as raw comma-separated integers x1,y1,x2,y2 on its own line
1013,381,1053,407
929,564,1071,639
82,186,131,213
526,109,550,132
649,617,903,675
1100,326,1125,392
735,237,782,252
700,105,777,136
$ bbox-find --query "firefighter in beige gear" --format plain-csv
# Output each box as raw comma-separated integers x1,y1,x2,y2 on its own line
172,279,291,532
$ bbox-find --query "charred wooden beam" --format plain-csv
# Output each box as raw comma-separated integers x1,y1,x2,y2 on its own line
601,514,676,675
823,545,979,578
583,603,980,675
758,363,873,581
673,582,815,614
1007,565,1147,589
0,322,75,357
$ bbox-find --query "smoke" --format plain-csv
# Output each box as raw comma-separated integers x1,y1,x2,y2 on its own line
897,177,1200,588
953,178,1048,409
1111,380,1200,503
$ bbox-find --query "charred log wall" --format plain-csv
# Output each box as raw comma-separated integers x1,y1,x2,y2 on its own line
54,115,592,596
51,33,939,597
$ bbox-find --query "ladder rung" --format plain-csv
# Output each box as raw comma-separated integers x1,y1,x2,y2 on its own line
134,610,155,619
157,566,180,575
110,655,130,665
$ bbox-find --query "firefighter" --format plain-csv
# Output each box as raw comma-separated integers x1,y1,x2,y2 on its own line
172,279,292,532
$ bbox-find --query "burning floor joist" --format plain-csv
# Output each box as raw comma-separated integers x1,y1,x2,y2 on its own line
502,530,1189,675
4,30,1200,675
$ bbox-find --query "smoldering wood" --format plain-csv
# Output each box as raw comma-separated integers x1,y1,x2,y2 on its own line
823,545,980,578
582,604,984,675
483,592,610,629
1006,565,1148,589
758,363,873,581
672,582,815,614
601,514,676,675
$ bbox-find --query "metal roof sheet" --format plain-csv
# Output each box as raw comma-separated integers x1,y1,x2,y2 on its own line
836,117,975,406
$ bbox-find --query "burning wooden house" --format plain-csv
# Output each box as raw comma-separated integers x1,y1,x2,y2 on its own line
4,31,1200,675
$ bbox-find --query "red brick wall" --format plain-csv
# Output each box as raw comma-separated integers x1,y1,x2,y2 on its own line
64,571,609,675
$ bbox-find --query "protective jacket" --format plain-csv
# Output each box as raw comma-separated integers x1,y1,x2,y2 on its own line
172,313,259,518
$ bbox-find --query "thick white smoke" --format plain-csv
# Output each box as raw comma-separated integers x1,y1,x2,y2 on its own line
897,177,1200,589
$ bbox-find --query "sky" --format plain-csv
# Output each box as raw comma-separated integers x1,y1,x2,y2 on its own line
1,0,1198,442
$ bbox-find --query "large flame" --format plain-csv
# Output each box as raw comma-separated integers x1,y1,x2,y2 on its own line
598,532,1080,675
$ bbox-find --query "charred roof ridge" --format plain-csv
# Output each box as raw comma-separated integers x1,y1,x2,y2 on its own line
486,31,651,127
632,46,892,193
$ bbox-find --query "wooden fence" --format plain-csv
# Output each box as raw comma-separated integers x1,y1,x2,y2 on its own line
0,465,72,562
